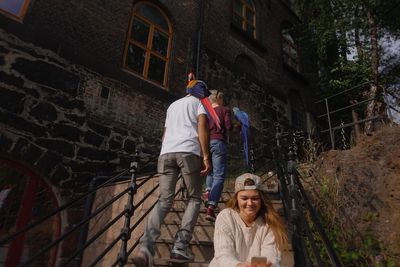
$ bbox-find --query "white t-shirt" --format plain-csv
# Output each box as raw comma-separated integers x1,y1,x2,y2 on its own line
209,208,281,267
160,95,207,156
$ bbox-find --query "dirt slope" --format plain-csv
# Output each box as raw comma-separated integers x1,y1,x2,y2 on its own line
311,125,400,263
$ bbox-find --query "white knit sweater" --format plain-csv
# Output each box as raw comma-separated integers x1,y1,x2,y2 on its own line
209,208,281,267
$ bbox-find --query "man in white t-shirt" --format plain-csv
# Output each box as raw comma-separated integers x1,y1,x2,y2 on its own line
133,79,211,267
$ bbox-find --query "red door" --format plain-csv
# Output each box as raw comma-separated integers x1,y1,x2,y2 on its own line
0,158,61,266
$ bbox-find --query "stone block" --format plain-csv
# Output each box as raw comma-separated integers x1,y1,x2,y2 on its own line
123,138,136,153
35,150,62,174
49,123,82,142
77,146,117,162
13,58,80,97
51,164,71,184
108,135,122,150
47,95,85,111
83,130,104,147
0,133,13,152
36,138,75,158
64,113,86,126
0,87,25,114
69,160,117,174
113,126,128,136
21,142,45,163
0,71,24,88
0,112,47,137
87,120,111,137
29,102,58,122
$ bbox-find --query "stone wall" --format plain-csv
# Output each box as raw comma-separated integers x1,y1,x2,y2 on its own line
0,28,167,189
0,30,168,259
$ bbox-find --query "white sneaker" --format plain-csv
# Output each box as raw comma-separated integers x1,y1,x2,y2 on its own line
170,246,194,261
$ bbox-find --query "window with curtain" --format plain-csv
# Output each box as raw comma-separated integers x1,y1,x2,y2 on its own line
232,0,256,38
0,0,31,21
123,2,172,87
282,28,300,72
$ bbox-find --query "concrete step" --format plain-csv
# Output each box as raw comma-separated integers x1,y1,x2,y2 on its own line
159,223,214,242
153,238,214,263
153,258,209,267
127,257,210,267
163,208,217,226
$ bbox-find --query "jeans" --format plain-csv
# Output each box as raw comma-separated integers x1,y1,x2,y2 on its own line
139,152,202,256
205,140,227,207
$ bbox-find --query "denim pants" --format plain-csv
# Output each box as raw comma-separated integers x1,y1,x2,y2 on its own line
139,152,202,255
205,140,227,207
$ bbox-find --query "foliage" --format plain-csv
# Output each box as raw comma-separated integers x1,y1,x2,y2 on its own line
299,163,397,266
294,0,400,133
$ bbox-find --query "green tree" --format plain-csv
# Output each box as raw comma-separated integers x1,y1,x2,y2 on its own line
295,0,400,135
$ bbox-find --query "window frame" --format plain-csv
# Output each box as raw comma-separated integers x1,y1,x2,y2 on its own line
232,0,257,39
0,0,31,22
282,28,300,72
122,2,172,88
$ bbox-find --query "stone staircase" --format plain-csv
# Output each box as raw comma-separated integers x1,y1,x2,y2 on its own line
129,183,294,266
150,194,230,266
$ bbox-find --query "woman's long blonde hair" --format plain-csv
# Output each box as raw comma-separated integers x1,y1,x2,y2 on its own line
227,187,289,251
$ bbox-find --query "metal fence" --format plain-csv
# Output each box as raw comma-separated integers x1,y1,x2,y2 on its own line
0,153,170,267
315,82,400,149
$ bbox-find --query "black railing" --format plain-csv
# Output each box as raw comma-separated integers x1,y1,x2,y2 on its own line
273,125,343,267
0,152,176,267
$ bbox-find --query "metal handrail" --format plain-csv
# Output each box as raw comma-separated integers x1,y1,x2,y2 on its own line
61,176,159,267
320,115,381,133
294,170,342,266
273,127,344,267
0,152,166,267
317,96,377,118
314,82,395,149
314,82,370,104
21,187,131,266
0,168,133,247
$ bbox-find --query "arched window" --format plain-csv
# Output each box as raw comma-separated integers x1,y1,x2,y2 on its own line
282,28,300,72
0,0,31,21
123,2,172,87
232,0,256,38
0,158,60,266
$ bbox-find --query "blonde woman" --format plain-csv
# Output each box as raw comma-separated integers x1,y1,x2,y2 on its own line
209,173,288,267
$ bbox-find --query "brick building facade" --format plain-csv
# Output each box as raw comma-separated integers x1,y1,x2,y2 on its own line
0,0,317,265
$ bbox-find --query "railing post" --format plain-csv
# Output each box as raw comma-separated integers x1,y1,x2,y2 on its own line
287,143,298,223
73,177,100,267
117,151,139,267
287,140,311,267
382,85,393,122
249,145,255,173
325,98,335,149
273,124,286,202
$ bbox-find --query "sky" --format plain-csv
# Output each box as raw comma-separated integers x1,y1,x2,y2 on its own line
346,33,400,124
